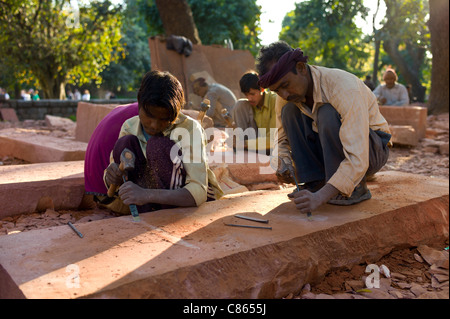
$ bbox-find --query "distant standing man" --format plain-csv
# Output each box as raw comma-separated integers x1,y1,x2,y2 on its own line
256,41,392,213
373,69,409,106
232,71,277,153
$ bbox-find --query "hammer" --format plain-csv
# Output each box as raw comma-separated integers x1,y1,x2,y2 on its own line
197,98,210,126
107,148,136,197
221,108,236,128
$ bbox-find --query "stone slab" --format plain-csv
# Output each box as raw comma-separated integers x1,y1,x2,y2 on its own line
0,108,19,122
0,161,85,219
0,150,276,218
74,102,117,143
389,125,419,146
380,105,427,139
149,36,255,108
0,171,448,299
0,129,87,163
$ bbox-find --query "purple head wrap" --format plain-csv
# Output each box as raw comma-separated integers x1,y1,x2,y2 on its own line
258,48,308,88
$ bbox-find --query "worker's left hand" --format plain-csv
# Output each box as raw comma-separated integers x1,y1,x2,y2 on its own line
118,181,149,206
290,189,323,214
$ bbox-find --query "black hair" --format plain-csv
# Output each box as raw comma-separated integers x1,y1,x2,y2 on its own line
256,41,295,76
137,70,185,123
239,71,260,94
192,77,208,88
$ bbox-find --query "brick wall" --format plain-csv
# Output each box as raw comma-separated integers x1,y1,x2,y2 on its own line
0,99,136,121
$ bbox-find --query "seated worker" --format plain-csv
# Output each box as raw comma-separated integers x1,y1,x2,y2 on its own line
192,77,237,127
104,70,223,214
256,41,392,213
373,68,409,106
84,102,139,203
232,71,277,154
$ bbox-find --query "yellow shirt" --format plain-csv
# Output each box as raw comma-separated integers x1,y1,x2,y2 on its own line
114,112,223,206
273,65,392,197
247,90,277,151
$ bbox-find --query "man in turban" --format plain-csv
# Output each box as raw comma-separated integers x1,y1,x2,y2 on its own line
257,41,392,213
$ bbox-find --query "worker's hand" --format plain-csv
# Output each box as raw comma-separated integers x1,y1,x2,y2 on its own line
105,162,123,187
290,189,323,214
276,156,295,184
119,181,149,206
291,183,340,214
380,97,387,105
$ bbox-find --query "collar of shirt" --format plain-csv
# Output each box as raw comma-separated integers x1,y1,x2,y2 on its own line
292,65,325,118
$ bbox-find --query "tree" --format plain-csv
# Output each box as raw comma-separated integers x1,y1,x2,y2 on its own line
279,0,370,76
99,0,151,96
427,0,449,114
0,0,124,99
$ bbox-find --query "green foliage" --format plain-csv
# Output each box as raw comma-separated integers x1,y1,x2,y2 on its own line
141,0,262,56
0,0,124,98
99,0,151,93
279,0,371,76
381,0,431,85
189,0,262,55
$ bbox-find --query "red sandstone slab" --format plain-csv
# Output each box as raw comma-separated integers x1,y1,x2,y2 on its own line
380,105,427,139
0,171,447,299
74,102,117,143
0,108,19,122
0,161,85,218
0,129,86,163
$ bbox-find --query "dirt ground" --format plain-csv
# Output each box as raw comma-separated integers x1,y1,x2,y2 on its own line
0,112,449,299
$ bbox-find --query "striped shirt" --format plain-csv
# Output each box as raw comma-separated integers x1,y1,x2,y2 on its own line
274,65,392,196
116,113,223,206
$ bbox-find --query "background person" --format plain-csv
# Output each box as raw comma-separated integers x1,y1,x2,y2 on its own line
232,71,277,153
192,77,237,127
373,68,409,106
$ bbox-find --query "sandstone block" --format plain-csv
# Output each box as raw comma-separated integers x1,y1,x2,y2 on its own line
389,125,419,146
380,106,427,139
74,102,117,142
0,108,19,122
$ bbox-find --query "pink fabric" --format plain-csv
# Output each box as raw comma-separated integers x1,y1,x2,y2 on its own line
258,48,308,88
84,102,139,195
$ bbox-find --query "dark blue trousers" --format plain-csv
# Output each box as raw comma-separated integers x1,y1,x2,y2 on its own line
281,103,390,184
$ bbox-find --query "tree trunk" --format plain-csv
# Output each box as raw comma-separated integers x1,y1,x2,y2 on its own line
39,74,66,99
371,0,382,87
372,33,381,87
155,0,201,44
427,0,449,114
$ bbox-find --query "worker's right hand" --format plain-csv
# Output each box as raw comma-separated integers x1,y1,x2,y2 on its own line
105,162,123,186
276,156,295,184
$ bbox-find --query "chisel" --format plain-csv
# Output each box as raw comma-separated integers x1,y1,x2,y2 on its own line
123,175,140,222
289,167,313,220
68,221,83,238
235,214,269,224
224,223,272,230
